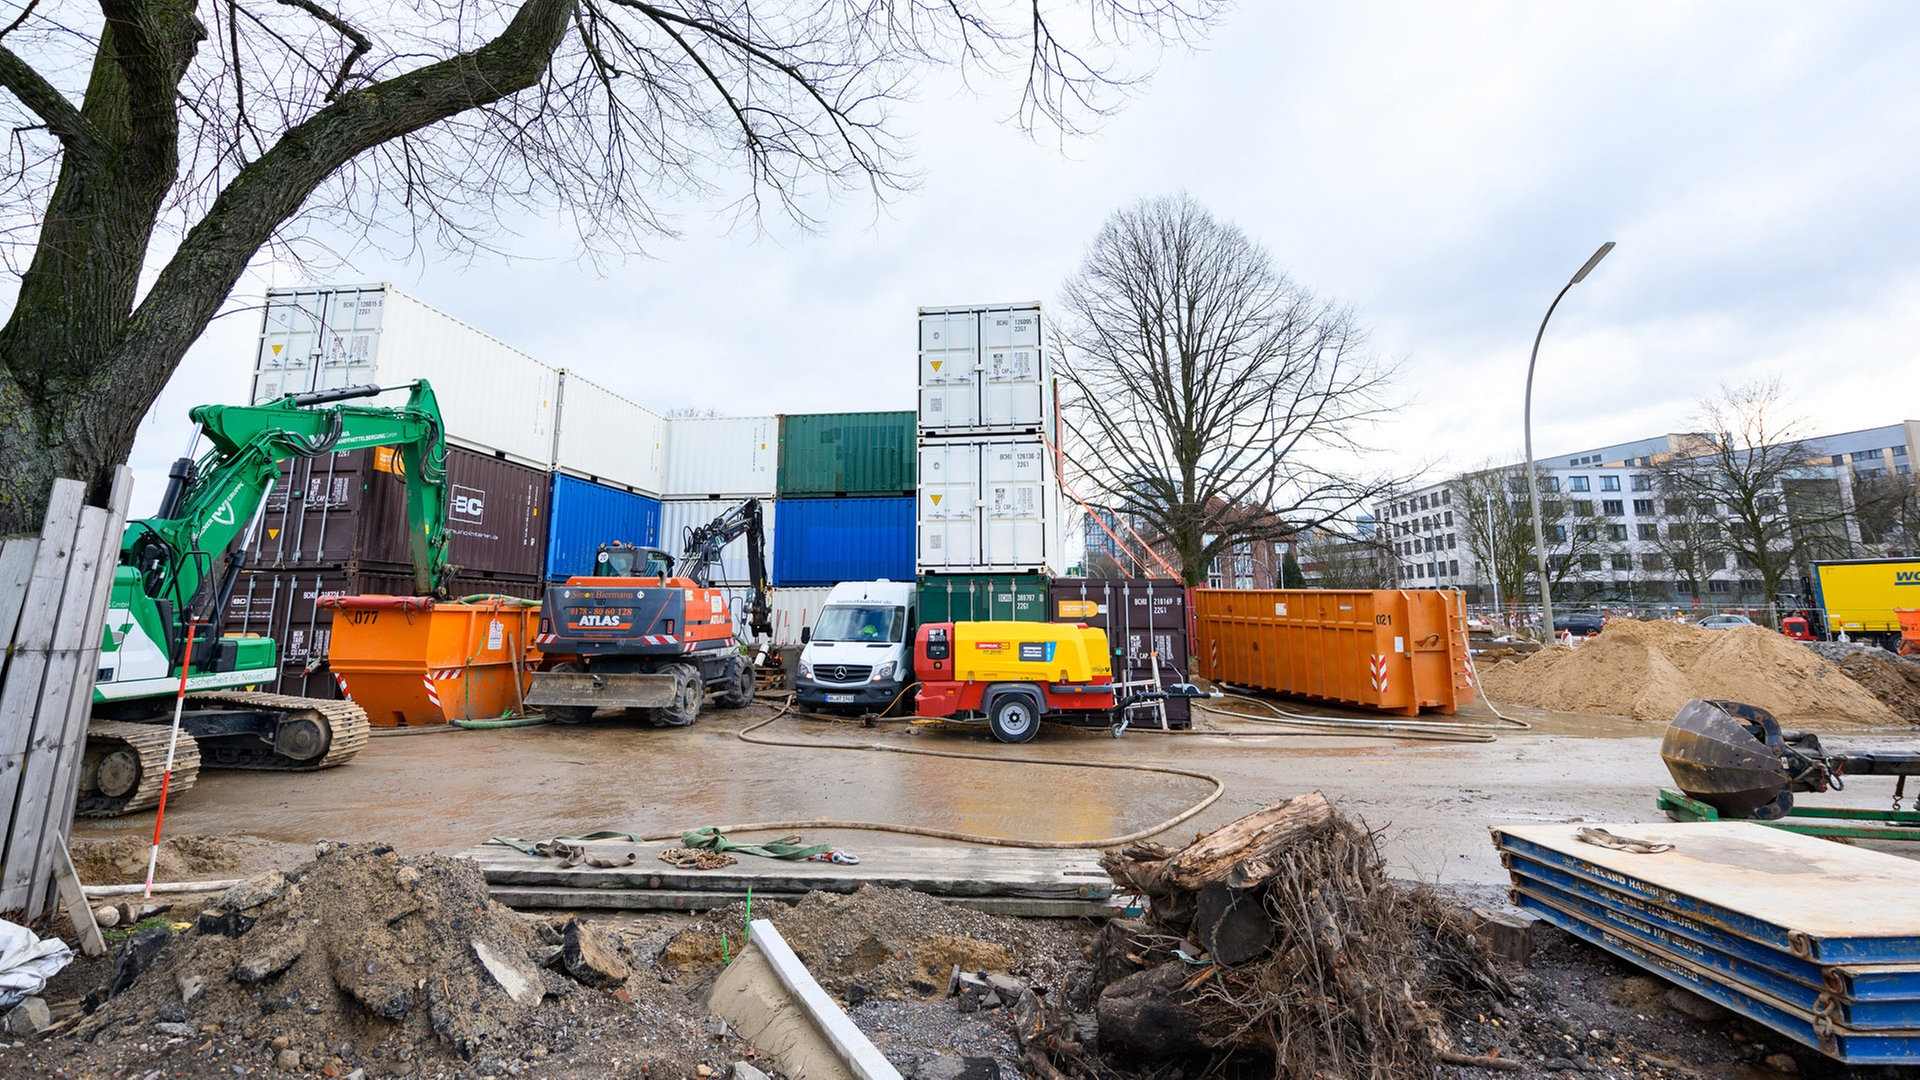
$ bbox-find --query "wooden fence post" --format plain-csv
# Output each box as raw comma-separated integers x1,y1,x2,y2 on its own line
0,468,134,917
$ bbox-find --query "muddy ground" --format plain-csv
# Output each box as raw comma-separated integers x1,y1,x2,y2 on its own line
8,696,1920,1078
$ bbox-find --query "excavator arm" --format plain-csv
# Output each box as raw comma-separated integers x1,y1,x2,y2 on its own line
674,498,773,638
127,381,451,641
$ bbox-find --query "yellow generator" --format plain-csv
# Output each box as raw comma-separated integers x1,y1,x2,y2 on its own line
912,620,1201,742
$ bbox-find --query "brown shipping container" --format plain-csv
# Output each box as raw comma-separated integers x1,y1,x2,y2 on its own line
235,446,549,578
1048,578,1191,725
223,568,543,700
1193,589,1473,716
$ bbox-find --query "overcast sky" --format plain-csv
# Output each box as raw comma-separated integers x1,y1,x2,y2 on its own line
126,1,1920,513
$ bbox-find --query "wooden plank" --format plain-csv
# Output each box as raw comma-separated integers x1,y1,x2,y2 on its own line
743,920,902,1080
53,837,106,957
34,469,132,915
0,537,42,654
487,885,1126,919
463,841,1112,900
0,480,86,912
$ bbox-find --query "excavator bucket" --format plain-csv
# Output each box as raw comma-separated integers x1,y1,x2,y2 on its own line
1660,699,1793,820
524,670,679,711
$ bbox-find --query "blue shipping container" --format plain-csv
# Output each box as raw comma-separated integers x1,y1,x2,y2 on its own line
773,497,914,586
545,473,662,580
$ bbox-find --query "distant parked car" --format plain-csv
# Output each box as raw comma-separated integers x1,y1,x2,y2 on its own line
1696,613,1756,630
1553,613,1605,638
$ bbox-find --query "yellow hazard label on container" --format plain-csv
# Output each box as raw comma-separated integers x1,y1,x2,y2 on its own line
930,360,943,371
271,344,283,355
268,529,280,540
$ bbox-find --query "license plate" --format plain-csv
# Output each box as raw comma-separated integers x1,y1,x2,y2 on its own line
826,694,856,704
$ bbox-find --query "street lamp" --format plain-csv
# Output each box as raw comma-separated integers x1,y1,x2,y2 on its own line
1523,241,1614,642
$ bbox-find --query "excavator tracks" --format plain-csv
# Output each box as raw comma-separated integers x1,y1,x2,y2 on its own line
79,721,203,818
183,692,372,771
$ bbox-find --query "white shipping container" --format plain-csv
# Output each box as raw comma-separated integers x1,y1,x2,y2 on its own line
917,303,1051,435
664,416,778,497
552,372,668,495
768,587,832,645
917,435,1063,573
659,498,777,586
253,284,559,470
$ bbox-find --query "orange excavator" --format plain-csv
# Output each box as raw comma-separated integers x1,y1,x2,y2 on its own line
524,499,771,726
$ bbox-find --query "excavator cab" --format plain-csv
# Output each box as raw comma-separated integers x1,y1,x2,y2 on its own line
593,542,674,580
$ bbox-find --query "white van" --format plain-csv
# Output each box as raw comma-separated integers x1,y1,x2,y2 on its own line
796,580,917,712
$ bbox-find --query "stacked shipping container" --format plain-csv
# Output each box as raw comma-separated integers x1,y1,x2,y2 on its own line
914,303,1062,621
771,412,917,587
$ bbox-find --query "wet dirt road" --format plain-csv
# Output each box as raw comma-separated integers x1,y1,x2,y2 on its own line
71,699,1920,888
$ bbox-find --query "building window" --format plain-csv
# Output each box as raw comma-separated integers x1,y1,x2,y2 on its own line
1549,525,1567,542
1637,524,1658,541
1708,579,1731,594
1633,499,1653,515
1541,477,1560,493
1600,476,1620,492
1611,553,1632,571
1697,499,1718,515
1573,500,1594,516
1419,495,1429,510
1602,499,1624,515
1579,554,1602,571
1669,523,1689,540
1447,534,1456,549
1450,560,1459,576
1643,553,1667,571
1443,510,1453,526
1569,476,1591,492
1442,490,1452,504
1632,475,1652,491
1608,524,1628,541
1576,524,1596,542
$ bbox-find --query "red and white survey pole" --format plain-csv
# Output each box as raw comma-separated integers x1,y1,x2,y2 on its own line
144,621,198,900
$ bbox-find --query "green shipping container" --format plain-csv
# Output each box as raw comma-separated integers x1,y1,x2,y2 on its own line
778,411,916,497
917,574,1050,623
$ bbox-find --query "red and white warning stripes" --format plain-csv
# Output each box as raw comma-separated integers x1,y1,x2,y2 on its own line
334,674,353,701
1368,653,1388,694
536,633,557,645
423,674,442,710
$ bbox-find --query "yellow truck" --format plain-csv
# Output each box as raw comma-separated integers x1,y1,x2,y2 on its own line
1811,559,1920,648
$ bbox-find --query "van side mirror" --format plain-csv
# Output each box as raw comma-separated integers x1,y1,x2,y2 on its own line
800,626,811,644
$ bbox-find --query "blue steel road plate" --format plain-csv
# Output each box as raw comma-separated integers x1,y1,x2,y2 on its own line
1491,821,1920,965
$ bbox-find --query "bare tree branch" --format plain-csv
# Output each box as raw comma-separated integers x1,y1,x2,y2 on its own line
0,41,99,158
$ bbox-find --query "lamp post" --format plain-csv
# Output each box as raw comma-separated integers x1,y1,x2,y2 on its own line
1524,241,1614,642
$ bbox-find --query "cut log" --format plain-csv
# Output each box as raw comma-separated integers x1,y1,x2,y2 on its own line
1094,961,1210,1059
1152,792,1334,892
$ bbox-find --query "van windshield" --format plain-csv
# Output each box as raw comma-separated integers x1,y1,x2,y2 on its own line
814,605,904,643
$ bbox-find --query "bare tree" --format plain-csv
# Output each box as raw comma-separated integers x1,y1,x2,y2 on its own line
1647,485,1728,604
1295,526,1394,590
1449,462,1607,604
0,2,1222,532
1652,379,1849,609
1855,472,1920,557
1055,194,1398,585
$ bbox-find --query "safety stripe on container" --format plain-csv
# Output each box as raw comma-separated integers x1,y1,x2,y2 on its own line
335,675,353,701
1368,654,1388,693
424,676,441,710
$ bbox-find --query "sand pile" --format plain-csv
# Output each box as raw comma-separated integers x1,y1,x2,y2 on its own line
1479,619,1896,725
71,834,302,886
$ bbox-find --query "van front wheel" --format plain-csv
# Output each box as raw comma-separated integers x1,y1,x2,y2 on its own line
988,695,1040,744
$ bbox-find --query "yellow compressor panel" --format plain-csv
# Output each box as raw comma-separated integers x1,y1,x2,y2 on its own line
950,621,1111,684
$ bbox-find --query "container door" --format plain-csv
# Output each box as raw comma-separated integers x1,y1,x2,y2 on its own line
978,307,1047,431
978,437,1053,571
917,441,979,569
918,311,979,432
252,287,385,405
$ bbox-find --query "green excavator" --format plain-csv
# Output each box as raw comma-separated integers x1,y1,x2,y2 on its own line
82,381,452,816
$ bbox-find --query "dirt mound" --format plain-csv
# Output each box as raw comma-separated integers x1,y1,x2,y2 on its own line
72,835,236,885
1838,652,1920,721
664,885,1087,1002
1479,619,1895,725
77,843,580,1070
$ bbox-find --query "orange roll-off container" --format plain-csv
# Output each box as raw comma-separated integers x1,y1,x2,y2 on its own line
1193,589,1473,716
320,595,544,726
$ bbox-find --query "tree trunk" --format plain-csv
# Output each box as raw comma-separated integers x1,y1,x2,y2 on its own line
0,0,574,534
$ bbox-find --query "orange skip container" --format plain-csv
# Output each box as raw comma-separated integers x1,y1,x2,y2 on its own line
1193,589,1473,716
320,595,543,726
